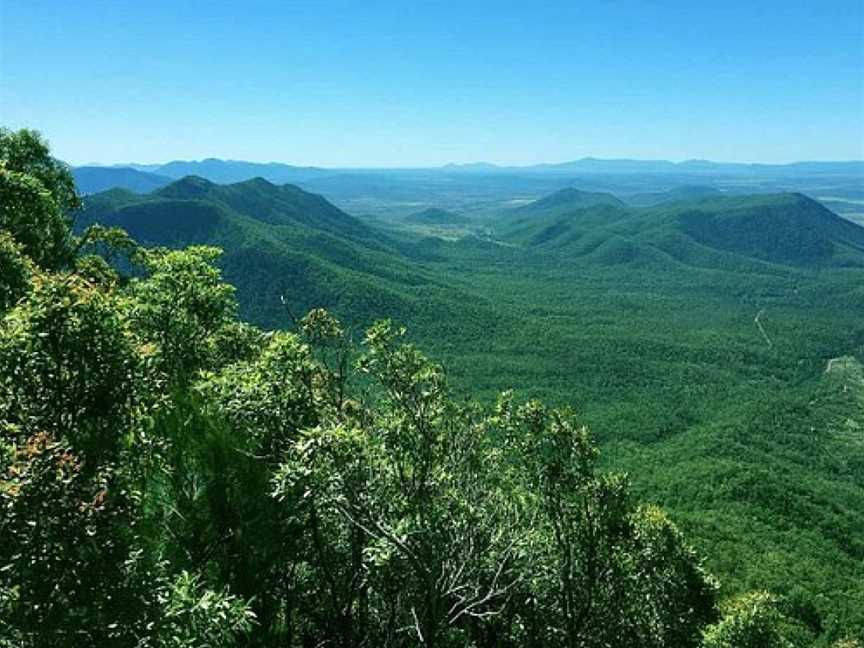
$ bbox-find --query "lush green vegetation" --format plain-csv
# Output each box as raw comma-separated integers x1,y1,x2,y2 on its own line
76,145,864,645
3,128,863,645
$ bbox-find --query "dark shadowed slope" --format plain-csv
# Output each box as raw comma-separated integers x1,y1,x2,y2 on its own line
671,193,864,267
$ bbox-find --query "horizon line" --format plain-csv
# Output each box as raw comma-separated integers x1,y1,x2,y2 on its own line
71,155,864,171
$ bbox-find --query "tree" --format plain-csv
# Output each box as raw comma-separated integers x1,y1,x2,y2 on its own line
0,271,143,462
492,395,716,648
702,592,804,648
140,571,255,648
0,128,255,648
126,246,237,381
0,232,33,312
622,505,718,648
0,129,79,269
275,320,524,647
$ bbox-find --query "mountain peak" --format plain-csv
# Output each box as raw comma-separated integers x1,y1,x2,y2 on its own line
517,187,626,214
155,175,217,199
231,176,278,190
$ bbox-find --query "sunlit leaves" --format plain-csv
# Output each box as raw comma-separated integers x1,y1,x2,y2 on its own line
0,129,78,269
126,246,236,381
143,571,255,648
702,592,803,648
0,272,141,462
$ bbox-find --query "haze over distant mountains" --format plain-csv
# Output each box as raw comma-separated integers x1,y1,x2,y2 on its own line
72,156,864,224
521,157,864,175
81,155,864,179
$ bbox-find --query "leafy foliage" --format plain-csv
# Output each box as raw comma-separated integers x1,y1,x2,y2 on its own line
702,592,809,648
0,129,79,269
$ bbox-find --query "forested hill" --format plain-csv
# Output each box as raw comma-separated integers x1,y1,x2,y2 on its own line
77,176,505,334
501,191,864,268
86,175,375,240
153,175,373,235
512,187,626,216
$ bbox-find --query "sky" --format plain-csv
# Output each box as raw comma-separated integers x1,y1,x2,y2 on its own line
1,0,863,167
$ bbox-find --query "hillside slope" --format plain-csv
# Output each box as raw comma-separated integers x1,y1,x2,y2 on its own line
499,193,864,269
625,185,723,207
78,177,499,335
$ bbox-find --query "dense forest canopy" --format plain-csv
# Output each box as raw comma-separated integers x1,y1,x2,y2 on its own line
1,128,862,647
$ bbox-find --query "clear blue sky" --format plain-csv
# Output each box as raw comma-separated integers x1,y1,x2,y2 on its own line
1,0,862,166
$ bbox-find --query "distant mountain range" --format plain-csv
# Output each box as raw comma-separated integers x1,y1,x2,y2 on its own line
126,158,331,184
78,156,864,184
541,158,864,175
73,157,863,223
440,158,864,176
73,166,173,194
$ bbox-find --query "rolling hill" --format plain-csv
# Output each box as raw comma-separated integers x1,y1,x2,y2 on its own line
77,176,499,335
499,192,864,269
513,187,626,215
